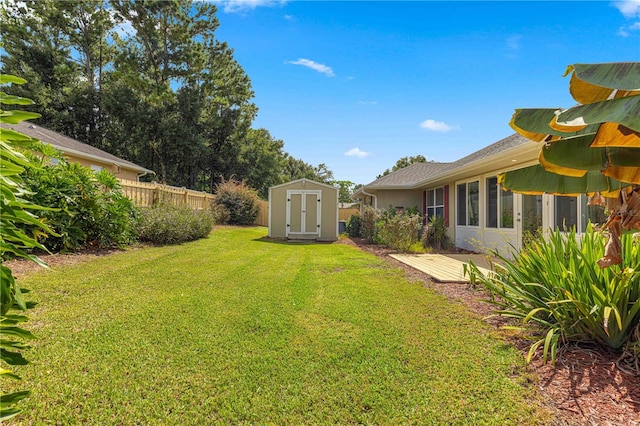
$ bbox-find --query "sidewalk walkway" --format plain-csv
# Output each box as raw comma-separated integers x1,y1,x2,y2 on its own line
389,253,494,283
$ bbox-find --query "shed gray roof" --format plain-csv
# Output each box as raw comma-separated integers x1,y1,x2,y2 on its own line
1,121,153,174
362,133,531,190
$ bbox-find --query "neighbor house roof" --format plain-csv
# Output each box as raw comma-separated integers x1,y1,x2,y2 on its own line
1,121,153,175
356,133,536,195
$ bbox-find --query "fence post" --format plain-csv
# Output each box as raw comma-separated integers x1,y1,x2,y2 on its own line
152,182,160,207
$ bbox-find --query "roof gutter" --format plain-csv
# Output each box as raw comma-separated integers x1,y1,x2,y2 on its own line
360,188,378,210
51,144,153,174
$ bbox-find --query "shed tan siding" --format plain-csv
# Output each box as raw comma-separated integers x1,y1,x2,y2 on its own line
269,179,338,241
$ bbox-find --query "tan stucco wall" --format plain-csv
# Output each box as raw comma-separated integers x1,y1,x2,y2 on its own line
62,153,140,181
374,189,423,214
269,180,338,241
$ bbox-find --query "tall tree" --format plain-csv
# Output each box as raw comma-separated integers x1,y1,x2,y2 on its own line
236,128,286,198
1,0,78,130
331,180,358,203
377,155,428,178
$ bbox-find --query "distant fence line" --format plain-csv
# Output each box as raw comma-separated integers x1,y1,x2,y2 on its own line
117,179,359,227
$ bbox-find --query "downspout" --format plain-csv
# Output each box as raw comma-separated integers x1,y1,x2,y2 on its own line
137,170,154,181
360,188,378,210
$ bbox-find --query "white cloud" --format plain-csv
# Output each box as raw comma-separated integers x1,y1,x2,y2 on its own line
419,119,459,132
287,58,335,77
619,20,640,36
358,100,377,105
345,148,371,158
613,0,640,18
506,34,522,51
216,0,287,13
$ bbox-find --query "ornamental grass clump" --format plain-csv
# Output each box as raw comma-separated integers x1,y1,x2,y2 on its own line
137,204,213,245
466,224,640,365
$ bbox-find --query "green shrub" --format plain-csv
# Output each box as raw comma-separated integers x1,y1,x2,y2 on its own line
210,202,230,225
21,160,138,251
466,225,640,365
360,206,377,242
137,204,213,245
346,214,361,237
90,171,138,248
422,215,452,250
376,212,422,252
213,179,261,225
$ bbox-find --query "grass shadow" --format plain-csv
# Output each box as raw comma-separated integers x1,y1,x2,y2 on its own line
252,236,332,245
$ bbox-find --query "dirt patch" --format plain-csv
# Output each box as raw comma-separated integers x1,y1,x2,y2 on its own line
6,239,640,424
341,237,640,425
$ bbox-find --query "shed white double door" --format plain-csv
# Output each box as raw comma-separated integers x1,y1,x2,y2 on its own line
286,190,322,238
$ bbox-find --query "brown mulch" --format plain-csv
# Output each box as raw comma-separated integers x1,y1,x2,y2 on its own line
5,239,640,425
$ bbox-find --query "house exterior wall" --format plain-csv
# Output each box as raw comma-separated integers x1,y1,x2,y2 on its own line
268,179,338,241
372,189,423,214
60,153,140,181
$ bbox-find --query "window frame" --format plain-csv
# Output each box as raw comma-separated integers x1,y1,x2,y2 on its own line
456,180,480,227
425,187,445,221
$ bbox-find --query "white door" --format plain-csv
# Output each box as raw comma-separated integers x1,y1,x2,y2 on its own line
516,194,544,248
286,190,321,237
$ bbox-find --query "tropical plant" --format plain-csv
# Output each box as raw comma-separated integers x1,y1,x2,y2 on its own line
499,62,640,267
0,74,53,420
92,170,139,248
466,225,640,365
21,159,138,251
422,215,452,250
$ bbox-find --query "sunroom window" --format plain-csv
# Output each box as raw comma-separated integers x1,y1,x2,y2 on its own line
457,181,479,226
486,177,513,229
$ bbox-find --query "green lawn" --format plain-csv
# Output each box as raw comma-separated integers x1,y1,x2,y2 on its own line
7,227,550,425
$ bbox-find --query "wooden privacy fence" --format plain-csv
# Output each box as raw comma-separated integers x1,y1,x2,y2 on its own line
256,200,269,226
339,208,360,221
118,179,215,211
117,179,358,227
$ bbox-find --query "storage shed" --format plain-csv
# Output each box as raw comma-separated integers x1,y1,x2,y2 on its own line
268,179,339,242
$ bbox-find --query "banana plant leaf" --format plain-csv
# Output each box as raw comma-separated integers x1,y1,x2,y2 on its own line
565,63,640,104
509,108,598,142
556,95,640,134
498,164,631,197
538,133,640,182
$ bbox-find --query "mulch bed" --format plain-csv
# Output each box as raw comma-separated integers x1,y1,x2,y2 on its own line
6,238,640,424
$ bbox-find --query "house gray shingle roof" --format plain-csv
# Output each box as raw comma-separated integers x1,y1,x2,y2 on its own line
1,121,153,174
448,133,530,169
362,133,531,190
364,162,452,188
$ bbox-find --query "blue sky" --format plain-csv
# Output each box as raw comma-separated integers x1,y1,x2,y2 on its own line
211,1,640,185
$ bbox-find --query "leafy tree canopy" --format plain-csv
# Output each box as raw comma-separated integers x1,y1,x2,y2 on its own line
377,155,429,178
